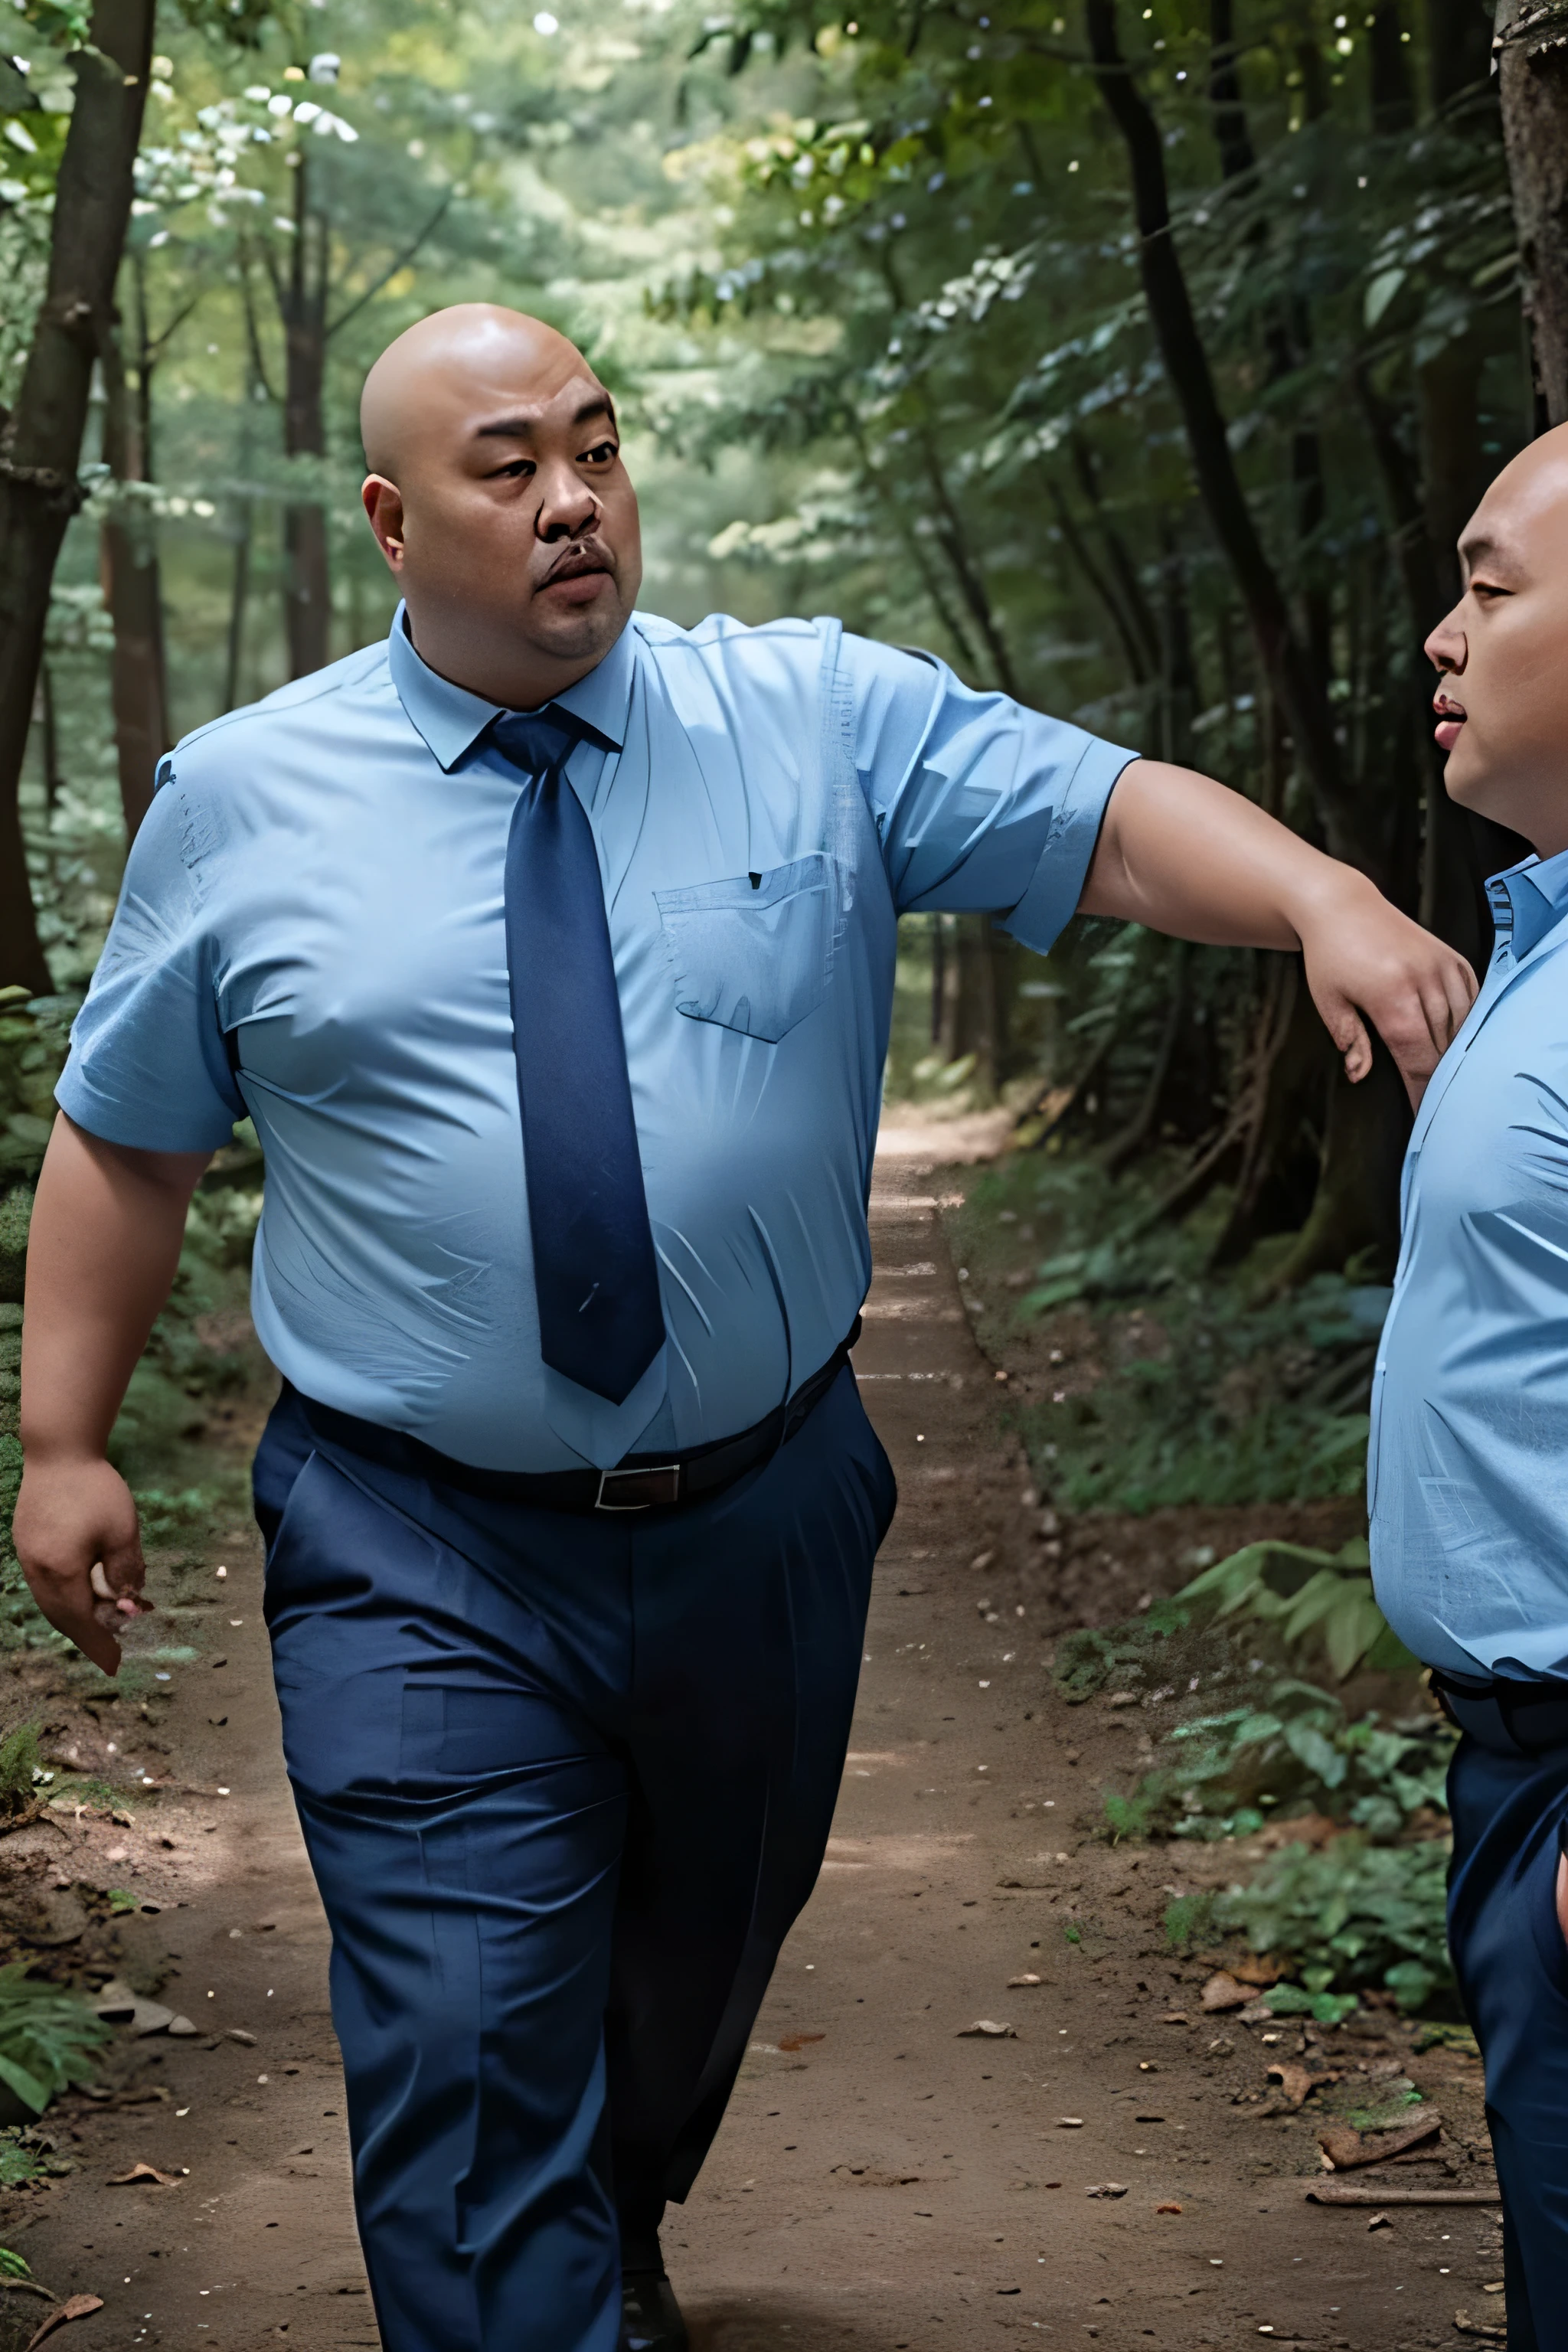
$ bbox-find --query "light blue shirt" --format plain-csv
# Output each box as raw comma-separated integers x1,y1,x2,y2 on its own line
1370,846,1568,1675
59,608,1134,1472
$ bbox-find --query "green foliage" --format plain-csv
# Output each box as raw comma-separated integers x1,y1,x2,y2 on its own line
1054,1535,1414,1715
0,1965,106,2115
0,1724,41,1817
1177,1540,1418,1681
105,1890,139,1916
0,2251,31,2282
1212,1838,1453,2011
0,2136,43,2189
948,1149,1391,1514
1106,1674,1453,1844
1052,1595,1191,1704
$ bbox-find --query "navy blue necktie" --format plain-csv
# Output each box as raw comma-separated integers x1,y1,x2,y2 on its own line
493,707,665,1406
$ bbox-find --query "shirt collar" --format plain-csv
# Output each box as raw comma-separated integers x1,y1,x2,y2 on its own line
1487,846,1568,964
386,601,634,773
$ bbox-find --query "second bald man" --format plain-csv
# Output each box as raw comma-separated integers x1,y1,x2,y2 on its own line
17,307,1477,2352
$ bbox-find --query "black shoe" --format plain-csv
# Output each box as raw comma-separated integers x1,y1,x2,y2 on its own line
619,2268,689,2352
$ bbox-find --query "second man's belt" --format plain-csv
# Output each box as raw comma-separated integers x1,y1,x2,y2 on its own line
288,1315,861,1517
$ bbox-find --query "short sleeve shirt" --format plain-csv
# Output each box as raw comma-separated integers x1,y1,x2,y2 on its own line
58,609,1135,1471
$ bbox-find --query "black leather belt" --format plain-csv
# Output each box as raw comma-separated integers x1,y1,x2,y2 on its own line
1430,1668,1568,1757
289,1315,861,1517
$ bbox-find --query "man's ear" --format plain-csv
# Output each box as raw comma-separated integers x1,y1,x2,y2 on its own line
361,475,407,571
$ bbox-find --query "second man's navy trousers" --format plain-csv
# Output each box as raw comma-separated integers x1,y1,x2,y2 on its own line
253,1369,896,2352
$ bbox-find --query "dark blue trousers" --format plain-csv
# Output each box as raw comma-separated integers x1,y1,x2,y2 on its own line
253,1369,895,2352
1449,1733,1568,2352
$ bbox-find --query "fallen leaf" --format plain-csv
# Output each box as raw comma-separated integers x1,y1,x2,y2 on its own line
776,2034,825,2053
958,2020,1015,2038
1057,2117,1083,2128
224,2029,257,2048
167,2017,198,2037
1317,2114,1441,2171
1230,1955,1285,1987
1086,2183,1128,2198
1162,2012,1191,2024
1106,1693,1138,1708
1200,1972,1250,2013
24,2298,104,2352
1367,2213,1392,2231
109,2164,180,2188
1008,1974,1042,1988
1155,2202,1182,2215
1266,2063,1316,2110
1453,2315,1506,2342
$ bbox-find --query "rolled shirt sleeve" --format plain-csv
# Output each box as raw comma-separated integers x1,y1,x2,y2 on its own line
54,772,244,1153
844,633,1138,952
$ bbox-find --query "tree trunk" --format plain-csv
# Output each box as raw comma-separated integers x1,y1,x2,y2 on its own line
945,915,1013,1096
98,303,171,844
1086,0,1367,874
1494,0,1568,424
0,0,154,994
280,151,331,678
1271,1042,1409,1285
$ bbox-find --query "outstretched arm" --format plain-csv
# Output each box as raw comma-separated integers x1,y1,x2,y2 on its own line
1081,758,1478,1103
14,1115,210,1672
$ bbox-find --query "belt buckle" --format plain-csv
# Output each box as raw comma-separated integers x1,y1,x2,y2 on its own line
595,1463,681,1513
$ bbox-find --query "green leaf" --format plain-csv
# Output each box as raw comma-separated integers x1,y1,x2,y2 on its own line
0,2051,51,2116
1364,266,1406,327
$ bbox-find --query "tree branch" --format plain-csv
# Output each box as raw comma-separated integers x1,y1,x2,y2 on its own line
327,188,454,341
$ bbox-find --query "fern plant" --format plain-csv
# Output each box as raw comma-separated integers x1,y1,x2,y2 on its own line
0,1964,107,2114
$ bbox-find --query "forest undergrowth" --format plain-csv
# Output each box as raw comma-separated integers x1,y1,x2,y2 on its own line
0,992,271,1669
940,1138,1459,2022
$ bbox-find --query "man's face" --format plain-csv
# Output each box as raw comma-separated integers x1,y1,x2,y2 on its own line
1425,436,1568,856
361,328,642,703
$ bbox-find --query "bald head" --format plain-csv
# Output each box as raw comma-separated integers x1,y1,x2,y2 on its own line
1426,422,1568,855
358,303,641,710
361,305,590,482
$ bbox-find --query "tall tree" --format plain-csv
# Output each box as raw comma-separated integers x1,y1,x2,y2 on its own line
0,0,155,994
98,253,187,844
1494,0,1568,423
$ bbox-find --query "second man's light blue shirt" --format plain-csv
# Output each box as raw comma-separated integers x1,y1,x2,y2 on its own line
59,608,1134,1471
1371,846,1568,1675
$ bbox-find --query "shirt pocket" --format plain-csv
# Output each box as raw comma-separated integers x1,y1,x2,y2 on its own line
654,853,838,1044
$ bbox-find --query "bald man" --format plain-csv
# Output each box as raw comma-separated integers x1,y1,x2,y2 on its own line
1367,424,1568,2352
18,305,1475,2352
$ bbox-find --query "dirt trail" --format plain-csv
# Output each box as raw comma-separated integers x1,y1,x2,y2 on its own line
0,1137,1499,2351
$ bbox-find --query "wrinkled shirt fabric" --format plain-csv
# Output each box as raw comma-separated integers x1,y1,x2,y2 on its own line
1371,846,1568,1674
58,607,1134,1471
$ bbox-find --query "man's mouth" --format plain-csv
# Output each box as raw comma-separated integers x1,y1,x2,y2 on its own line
1433,691,1466,753
541,545,612,603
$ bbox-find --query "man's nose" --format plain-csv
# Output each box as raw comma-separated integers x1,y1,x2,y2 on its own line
535,461,599,541
1425,608,1467,675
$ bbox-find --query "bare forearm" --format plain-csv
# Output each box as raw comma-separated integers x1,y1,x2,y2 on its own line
21,1114,208,1462
1076,757,1477,1102
1080,758,1366,946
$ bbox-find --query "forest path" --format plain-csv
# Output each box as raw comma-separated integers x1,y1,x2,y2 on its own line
2,1129,1491,2352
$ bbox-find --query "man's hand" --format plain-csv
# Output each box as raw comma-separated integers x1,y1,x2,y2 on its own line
18,1114,209,1673
1082,760,1479,1106
1295,875,1478,1105
11,1455,143,1677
